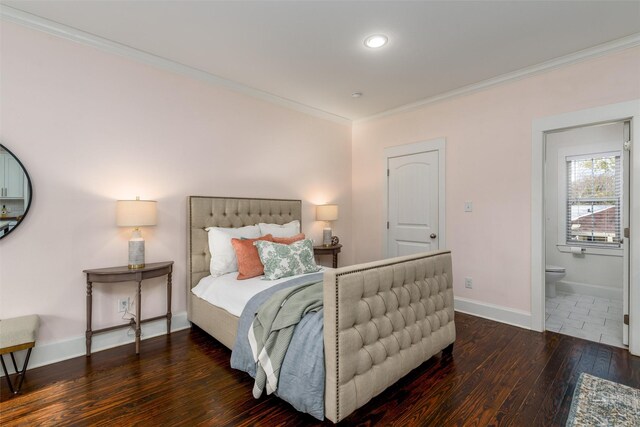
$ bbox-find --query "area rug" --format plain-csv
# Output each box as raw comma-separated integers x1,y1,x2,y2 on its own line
566,372,640,426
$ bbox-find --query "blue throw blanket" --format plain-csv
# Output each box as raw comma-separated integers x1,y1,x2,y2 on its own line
230,272,325,420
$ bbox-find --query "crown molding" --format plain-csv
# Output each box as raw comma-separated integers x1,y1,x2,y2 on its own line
357,32,640,123
0,5,351,126
3,5,639,126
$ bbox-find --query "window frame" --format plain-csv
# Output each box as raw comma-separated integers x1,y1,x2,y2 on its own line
557,143,623,255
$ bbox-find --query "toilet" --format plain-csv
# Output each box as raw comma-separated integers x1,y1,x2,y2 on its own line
545,265,566,298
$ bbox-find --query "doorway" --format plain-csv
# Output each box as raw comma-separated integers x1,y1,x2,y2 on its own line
531,100,640,356
543,121,629,348
384,138,446,258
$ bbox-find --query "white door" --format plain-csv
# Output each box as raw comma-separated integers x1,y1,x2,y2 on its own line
387,151,439,257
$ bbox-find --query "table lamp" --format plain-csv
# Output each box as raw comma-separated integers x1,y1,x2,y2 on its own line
116,196,157,269
316,204,338,246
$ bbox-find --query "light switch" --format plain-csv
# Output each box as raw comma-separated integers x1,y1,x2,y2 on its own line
464,201,473,212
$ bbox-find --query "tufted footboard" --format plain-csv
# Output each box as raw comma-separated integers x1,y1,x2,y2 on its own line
323,250,455,423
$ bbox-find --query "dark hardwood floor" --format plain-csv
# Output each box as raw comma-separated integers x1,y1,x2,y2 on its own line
1,313,638,426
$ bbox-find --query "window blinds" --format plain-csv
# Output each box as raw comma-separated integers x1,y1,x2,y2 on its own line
566,152,621,246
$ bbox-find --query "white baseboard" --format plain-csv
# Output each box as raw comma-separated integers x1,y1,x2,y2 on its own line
555,280,622,301
4,300,535,376
454,296,532,330
1,311,190,376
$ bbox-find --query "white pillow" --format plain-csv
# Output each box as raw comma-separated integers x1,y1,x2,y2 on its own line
206,225,261,277
258,220,300,238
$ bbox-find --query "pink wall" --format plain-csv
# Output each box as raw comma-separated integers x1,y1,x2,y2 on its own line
352,46,640,312
2,18,639,350
0,22,352,344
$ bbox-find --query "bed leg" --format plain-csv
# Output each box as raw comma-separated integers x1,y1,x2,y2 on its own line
442,342,454,356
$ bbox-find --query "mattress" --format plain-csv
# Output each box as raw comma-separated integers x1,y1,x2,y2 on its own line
192,270,324,317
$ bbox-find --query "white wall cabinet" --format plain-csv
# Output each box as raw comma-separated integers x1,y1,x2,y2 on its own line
0,153,24,198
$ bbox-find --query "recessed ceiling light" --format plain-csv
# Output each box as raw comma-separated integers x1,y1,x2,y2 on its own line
364,34,388,49
352,92,363,98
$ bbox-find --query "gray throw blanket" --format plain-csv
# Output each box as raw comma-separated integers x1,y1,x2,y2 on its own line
249,281,323,398
231,272,326,420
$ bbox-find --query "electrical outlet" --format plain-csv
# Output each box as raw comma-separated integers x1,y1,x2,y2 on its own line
464,201,473,212
118,298,129,313
464,277,473,289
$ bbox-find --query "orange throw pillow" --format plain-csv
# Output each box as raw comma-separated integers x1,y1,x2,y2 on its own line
271,233,306,245
231,234,274,280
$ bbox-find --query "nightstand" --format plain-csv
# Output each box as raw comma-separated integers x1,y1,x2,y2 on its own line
313,244,342,268
83,261,173,356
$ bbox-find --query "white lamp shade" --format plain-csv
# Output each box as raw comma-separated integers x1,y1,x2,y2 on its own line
116,199,157,227
316,204,338,221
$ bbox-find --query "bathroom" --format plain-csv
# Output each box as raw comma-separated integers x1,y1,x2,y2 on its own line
544,121,628,348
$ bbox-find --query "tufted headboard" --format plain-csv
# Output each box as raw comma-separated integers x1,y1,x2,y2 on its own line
187,196,302,290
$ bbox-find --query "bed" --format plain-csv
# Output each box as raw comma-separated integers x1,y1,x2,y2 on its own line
187,196,456,423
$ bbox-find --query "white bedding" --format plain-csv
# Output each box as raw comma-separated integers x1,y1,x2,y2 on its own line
191,270,323,317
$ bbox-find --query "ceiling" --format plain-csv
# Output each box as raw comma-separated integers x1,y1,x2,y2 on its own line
3,1,640,121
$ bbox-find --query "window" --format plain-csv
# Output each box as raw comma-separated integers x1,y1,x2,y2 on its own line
565,152,621,246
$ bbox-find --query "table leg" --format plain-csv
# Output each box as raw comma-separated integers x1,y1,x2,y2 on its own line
135,280,142,354
85,279,93,357
333,252,338,268
167,272,172,334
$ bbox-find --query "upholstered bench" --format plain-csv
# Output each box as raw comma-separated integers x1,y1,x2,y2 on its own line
0,315,40,394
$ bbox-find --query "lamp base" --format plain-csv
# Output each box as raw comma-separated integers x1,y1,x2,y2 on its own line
322,227,332,246
128,229,145,269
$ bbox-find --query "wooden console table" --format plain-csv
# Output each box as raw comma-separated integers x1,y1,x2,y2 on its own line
313,244,342,268
83,261,173,356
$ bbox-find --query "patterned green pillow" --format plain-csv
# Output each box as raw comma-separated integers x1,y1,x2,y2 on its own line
254,239,320,280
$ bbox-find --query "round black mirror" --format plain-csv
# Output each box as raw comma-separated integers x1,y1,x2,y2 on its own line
0,144,33,239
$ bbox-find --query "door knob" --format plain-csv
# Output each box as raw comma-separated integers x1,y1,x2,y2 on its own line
430,233,437,239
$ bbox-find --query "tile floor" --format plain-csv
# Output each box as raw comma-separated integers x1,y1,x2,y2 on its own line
545,292,626,348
